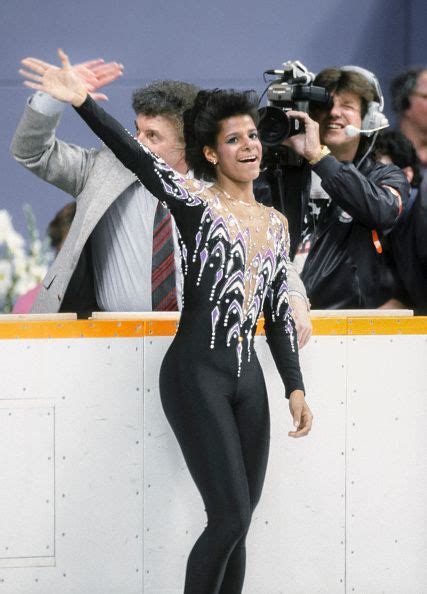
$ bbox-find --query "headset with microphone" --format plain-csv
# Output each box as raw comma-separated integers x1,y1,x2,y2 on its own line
345,123,389,137
339,65,389,137
337,67,396,249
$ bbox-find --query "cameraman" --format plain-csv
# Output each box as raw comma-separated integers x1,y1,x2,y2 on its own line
273,67,410,309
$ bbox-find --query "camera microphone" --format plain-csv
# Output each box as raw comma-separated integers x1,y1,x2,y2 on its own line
264,70,313,86
264,69,285,76
345,123,389,137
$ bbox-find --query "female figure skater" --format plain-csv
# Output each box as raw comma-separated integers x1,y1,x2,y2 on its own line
21,50,313,594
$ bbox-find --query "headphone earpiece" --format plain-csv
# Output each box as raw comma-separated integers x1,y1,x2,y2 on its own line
340,65,387,137
361,101,389,136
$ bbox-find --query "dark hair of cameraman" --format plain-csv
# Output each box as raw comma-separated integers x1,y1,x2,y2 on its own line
310,68,377,162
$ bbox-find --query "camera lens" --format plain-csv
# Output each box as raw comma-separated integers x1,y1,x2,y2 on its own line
257,106,300,146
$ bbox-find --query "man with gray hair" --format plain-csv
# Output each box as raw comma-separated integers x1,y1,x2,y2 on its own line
11,67,198,316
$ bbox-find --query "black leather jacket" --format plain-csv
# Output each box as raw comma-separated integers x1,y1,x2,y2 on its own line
389,188,427,313
255,154,410,309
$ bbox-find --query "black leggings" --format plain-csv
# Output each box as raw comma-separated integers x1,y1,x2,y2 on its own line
160,346,270,594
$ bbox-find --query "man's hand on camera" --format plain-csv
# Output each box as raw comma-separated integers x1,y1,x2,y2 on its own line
281,110,322,161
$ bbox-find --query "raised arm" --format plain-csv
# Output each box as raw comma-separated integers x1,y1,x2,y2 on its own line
10,95,96,198
20,55,124,101
19,50,142,175
281,109,410,230
20,50,203,215
75,95,206,218
12,57,123,197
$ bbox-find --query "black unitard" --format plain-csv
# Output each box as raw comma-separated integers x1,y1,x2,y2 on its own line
75,96,305,594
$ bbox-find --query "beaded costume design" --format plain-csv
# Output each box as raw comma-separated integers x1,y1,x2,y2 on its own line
152,165,297,375
75,96,302,392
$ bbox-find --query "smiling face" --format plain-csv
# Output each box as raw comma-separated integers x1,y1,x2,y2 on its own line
203,115,262,184
314,90,363,160
135,113,187,174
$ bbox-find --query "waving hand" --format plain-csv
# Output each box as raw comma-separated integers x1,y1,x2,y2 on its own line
20,49,97,106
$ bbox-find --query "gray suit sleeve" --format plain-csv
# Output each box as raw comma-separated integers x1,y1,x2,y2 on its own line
10,99,97,198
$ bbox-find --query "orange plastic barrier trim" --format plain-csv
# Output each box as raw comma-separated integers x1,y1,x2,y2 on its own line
348,317,427,335
0,320,145,340
0,317,426,339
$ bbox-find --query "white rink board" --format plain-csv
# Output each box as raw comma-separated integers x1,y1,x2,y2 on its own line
0,338,145,594
346,335,427,594
0,332,426,593
246,335,347,594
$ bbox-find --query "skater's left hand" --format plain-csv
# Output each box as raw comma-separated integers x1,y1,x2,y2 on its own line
288,391,313,438
20,49,89,106
20,52,123,102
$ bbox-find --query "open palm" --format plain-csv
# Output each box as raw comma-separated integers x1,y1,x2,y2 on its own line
20,49,87,106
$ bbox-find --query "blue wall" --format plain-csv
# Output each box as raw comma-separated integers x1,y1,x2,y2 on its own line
0,0,425,237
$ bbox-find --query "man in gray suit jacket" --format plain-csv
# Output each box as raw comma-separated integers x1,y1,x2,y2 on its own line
11,64,313,345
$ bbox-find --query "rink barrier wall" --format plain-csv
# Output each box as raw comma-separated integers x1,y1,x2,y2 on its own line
0,314,426,594
0,315,426,339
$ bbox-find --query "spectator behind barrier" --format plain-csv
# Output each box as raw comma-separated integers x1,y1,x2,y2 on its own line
12,202,76,313
390,68,427,198
374,130,427,313
258,66,410,309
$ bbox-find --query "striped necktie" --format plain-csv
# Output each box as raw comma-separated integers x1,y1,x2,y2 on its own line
151,202,178,311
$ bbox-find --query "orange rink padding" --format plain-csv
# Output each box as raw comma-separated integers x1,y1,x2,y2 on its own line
0,317,426,339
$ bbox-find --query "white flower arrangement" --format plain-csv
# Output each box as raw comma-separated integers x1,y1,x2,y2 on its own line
0,205,53,313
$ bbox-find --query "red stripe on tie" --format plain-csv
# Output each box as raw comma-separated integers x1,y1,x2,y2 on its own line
152,203,177,311
152,254,175,289
155,289,178,311
153,225,174,252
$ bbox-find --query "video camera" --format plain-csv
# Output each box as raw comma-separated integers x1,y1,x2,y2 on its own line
258,60,331,146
